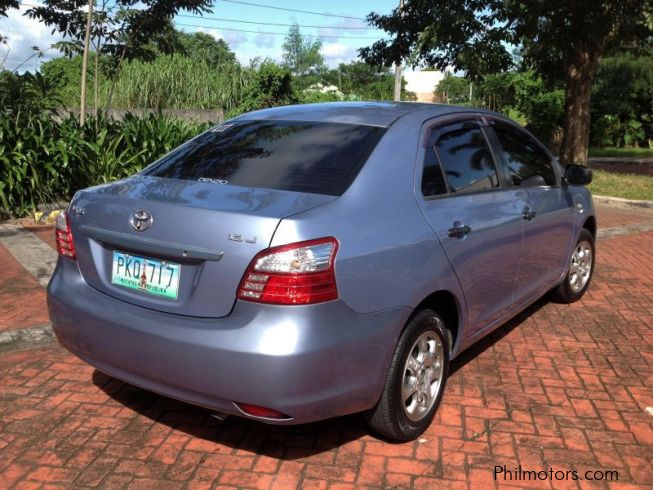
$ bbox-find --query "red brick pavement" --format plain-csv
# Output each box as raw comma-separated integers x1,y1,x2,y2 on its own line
595,205,653,229
0,226,651,488
0,243,49,332
0,221,53,332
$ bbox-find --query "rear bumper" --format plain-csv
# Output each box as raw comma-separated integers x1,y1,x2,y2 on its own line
47,258,410,424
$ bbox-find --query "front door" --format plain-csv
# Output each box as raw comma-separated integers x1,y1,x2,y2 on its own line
486,119,575,305
417,119,524,335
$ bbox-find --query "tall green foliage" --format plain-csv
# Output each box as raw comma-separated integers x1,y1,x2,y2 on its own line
0,112,207,218
228,62,296,117
0,72,208,217
591,55,653,147
107,54,247,111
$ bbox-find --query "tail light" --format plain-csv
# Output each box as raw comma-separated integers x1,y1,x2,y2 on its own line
55,210,76,259
234,402,291,420
237,237,339,305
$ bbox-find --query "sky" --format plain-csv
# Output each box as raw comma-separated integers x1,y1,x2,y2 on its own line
0,0,399,73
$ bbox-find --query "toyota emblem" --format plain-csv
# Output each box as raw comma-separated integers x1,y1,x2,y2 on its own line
130,210,153,232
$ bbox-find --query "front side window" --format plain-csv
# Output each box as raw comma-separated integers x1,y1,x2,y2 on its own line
143,120,385,196
492,123,556,187
435,127,500,193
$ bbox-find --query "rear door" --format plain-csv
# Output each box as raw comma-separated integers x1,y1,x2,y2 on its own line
417,116,524,334
485,119,574,305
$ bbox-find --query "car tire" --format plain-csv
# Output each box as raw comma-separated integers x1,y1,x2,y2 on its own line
366,309,450,442
551,228,595,303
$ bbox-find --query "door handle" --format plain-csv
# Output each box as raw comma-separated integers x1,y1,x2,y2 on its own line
522,207,536,221
448,222,472,238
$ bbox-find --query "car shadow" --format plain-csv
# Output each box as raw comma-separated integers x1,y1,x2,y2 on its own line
92,297,549,457
448,297,548,376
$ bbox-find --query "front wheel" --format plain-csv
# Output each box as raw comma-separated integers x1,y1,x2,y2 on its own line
551,228,595,303
366,309,450,441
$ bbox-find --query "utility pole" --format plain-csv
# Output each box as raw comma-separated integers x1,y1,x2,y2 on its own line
79,0,94,126
393,0,404,102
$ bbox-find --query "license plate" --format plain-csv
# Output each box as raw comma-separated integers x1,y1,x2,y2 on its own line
111,251,180,300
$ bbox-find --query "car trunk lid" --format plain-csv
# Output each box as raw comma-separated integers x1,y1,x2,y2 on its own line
70,175,336,318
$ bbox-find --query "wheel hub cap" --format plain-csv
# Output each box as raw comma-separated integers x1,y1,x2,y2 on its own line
568,241,593,293
401,328,445,422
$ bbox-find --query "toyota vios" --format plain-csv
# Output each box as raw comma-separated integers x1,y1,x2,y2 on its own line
49,102,595,441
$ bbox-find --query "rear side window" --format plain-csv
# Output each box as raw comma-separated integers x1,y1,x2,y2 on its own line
421,148,448,197
492,123,556,187
143,120,385,196
435,127,500,193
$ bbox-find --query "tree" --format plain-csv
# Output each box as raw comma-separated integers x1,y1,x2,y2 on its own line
361,1,653,164
435,73,469,104
175,31,236,68
281,23,325,76
591,55,653,147
0,0,17,17
229,61,296,117
26,0,213,124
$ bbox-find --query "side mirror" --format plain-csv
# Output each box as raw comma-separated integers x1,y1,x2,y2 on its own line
563,164,593,186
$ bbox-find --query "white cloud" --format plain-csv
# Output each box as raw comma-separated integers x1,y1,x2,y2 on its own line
318,18,369,41
321,42,358,67
254,32,275,49
0,4,62,72
195,26,248,49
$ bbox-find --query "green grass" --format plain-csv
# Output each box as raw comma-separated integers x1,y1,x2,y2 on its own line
588,146,653,159
588,169,653,201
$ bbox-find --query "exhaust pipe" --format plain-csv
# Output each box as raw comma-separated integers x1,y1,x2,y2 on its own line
210,411,230,422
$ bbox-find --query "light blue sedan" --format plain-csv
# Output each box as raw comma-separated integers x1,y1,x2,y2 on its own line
48,102,595,441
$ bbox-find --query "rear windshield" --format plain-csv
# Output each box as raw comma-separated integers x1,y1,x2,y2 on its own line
143,120,386,196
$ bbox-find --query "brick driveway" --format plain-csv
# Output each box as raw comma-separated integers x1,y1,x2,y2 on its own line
0,205,652,489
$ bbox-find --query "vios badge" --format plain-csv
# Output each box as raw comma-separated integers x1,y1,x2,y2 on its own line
130,210,153,232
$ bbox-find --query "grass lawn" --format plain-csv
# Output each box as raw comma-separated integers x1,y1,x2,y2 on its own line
589,169,653,201
589,147,653,159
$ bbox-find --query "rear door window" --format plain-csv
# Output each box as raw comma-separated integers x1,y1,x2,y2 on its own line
492,122,557,187
143,120,385,196
435,127,500,193
421,147,448,197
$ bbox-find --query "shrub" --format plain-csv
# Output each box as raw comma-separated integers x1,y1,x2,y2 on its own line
228,62,296,117
106,54,247,112
0,110,207,218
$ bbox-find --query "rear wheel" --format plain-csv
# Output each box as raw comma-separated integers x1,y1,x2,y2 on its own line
551,228,595,303
366,309,450,441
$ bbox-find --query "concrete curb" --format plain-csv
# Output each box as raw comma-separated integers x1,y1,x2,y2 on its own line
0,324,55,353
589,157,653,165
593,195,653,209
597,221,653,239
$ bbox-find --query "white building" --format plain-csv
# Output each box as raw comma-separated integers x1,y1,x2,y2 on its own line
404,70,446,102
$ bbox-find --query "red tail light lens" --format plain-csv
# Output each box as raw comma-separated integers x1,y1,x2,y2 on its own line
55,211,76,260
237,237,339,305
234,402,291,420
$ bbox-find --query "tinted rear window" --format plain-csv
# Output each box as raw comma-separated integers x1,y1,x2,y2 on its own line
143,120,385,196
